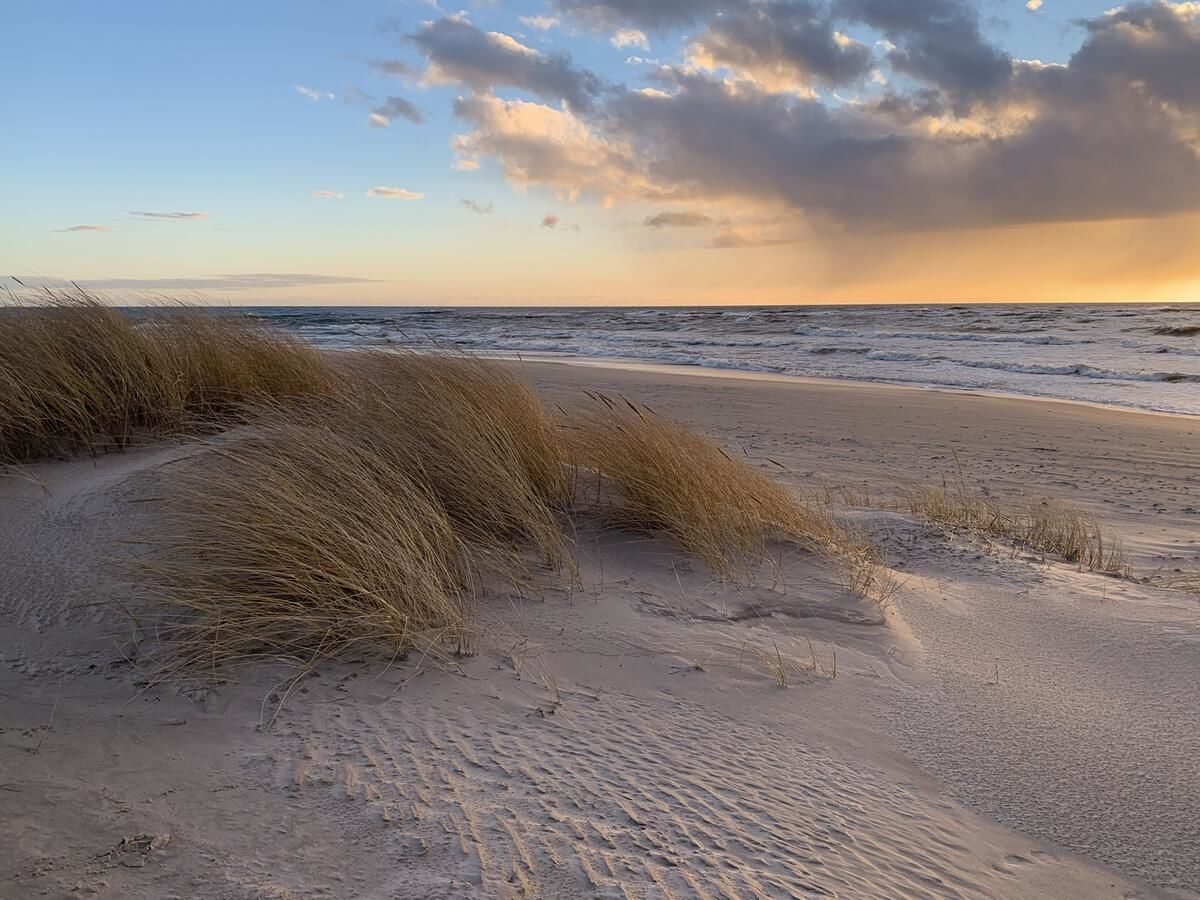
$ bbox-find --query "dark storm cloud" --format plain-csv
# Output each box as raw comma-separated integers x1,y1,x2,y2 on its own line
836,0,1012,99
692,1,873,89
450,1,1200,231
1073,2,1200,111
607,74,930,224
558,0,1004,96
413,16,603,111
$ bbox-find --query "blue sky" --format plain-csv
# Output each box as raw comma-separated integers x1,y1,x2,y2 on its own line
4,1,1199,304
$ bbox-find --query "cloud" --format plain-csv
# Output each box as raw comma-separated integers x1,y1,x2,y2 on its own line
461,198,494,214
611,28,650,50
295,84,335,101
709,229,797,249
519,15,560,30
836,0,1012,100
369,95,424,126
552,0,729,30
451,93,666,202
541,212,581,231
644,210,715,228
690,1,873,91
53,224,111,233
366,186,424,200
368,59,418,77
311,190,345,200
1074,2,1200,112
446,2,1200,233
1026,0,1043,10
130,211,208,220
14,273,380,291
413,15,604,112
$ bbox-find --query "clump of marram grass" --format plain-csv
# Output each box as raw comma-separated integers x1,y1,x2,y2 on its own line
143,357,571,668
344,350,568,508
560,393,885,593
147,413,472,669
0,290,335,463
136,356,894,671
902,483,1131,576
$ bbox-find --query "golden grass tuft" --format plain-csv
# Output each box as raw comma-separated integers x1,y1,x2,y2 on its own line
902,483,1131,576
0,290,334,463
561,393,886,594
344,351,568,510
144,354,571,667
146,408,471,669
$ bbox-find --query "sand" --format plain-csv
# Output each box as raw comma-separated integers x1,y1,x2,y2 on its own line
2,362,1197,898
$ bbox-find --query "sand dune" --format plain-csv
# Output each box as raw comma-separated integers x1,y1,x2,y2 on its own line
3,364,1197,898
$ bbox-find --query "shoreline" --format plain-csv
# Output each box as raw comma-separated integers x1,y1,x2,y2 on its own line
500,352,1200,421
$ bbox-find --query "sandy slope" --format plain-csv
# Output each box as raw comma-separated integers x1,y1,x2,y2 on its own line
2,365,1197,898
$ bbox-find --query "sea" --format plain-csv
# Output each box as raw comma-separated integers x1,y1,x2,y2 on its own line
249,304,1200,417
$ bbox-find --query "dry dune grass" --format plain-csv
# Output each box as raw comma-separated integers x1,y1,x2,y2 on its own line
902,483,1130,576
147,406,472,669
144,364,889,669
146,353,573,667
0,299,888,667
345,351,568,512
0,291,334,462
561,393,886,594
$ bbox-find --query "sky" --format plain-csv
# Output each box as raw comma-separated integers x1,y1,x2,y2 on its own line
4,0,1200,305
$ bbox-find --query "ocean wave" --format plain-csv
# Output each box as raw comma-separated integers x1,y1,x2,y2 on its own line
251,305,1200,417
1154,324,1200,337
792,325,1086,345
809,346,871,355
954,359,1200,383
1120,339,1200,357
865,351,942,362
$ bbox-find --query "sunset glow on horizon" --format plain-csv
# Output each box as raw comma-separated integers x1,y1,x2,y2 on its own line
5,1,1200,305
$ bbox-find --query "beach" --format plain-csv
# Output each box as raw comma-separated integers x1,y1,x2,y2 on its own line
2,361,1198,899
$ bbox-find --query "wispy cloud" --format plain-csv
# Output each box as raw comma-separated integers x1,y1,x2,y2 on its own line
611,29,649,50
368,95,424,127
366,186,424,200
519,15,560,31
294,84,335,101
130,211,208,221
11,273,381,291
311,190,345,200
368,59,418,77
541,212,580,232
461,199,494,214
344,85,374,105
644,210,714,228
53,224,111,233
